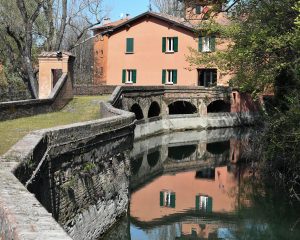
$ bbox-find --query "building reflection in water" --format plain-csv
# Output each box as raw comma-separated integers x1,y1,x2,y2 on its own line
128,129,248,240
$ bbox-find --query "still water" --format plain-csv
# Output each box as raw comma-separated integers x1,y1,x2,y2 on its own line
103,129,300,240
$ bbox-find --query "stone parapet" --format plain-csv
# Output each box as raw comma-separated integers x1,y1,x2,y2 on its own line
0,100,135,240
0,73,72,121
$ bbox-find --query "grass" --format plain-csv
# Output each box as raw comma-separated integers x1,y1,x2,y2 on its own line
0,95,110,155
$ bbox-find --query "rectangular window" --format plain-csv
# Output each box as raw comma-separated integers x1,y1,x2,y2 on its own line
122,69,136,84
198,69,217,87
195,5,202,14
162,69,177,84
195,194,213,213
198,36,216,52
126,38,134,53
162,37,178,53
160,191,176,208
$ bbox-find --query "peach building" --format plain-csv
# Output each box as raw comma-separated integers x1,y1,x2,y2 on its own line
92,0,231,87
130,166,238,223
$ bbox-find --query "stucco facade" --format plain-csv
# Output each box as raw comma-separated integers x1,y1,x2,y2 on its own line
93,1,232,87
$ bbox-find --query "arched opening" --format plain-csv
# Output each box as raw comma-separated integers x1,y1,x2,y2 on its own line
206,141,230,155
168,145,197,161
207,100,231,113
131,156,143,175
148,101,161,118
147,150,160,167
130,104,144,120
168,101,197,115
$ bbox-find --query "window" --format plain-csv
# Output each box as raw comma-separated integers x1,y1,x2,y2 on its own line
195,194,213,212
122,69,136,84
162,37,178,53
162,69,177,84
195,5,202,14
126,38,134,53
198,36,216,52
160,191,176,208
198,69,217,87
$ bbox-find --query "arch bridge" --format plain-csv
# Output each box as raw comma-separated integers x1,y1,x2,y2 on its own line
110,86,236,122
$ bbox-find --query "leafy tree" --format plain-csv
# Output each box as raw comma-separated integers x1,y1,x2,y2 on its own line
0,0,106,99
188,0,300,99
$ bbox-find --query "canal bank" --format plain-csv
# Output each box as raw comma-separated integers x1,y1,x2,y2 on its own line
0,87,261,240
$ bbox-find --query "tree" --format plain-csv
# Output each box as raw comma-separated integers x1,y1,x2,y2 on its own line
188,0,300,97
0,0,106,99
151,0,184,17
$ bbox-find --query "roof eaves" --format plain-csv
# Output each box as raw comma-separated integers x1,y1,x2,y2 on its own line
105,11,196,35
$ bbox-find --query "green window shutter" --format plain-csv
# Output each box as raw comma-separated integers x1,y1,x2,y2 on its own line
195,195,200,210
207,197,213,213
126,38,134,53
173,70,177,84
132,70,137,83
210,36,216,52
173,37,178,52
198,37,203,52
212,70,217,85
162,37,166,52
170,193,176,208
160,192,164,206
122,69,126,83
162,70,166,84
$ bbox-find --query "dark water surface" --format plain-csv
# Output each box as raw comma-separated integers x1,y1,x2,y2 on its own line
28,128,300,240
103,129,300,240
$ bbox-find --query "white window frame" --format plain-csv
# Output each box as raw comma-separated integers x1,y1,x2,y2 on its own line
203,37,211,52
126,70,134,84
166,37,174,52
166,69,174,84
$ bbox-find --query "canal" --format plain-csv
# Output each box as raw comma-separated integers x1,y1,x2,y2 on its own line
28,128,300,240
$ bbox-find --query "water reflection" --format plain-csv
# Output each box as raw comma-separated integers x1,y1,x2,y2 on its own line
118,129,300,240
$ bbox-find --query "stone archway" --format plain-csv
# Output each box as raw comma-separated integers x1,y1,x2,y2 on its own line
148,101,161,118
130,103,144,120
168,101,197,115
207,100,231,113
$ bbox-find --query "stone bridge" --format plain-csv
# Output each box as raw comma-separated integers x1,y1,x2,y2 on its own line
110,86,234,121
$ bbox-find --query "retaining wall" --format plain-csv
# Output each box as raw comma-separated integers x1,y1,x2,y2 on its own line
134,112,259,140
0,73,73,121
0,101,135,240
73,85,116,95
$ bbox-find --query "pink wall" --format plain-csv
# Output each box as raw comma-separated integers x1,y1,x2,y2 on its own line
231,91,261,113
105,17,232,86
130,166,238,222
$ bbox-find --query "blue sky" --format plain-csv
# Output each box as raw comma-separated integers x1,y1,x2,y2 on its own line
103,0,151,20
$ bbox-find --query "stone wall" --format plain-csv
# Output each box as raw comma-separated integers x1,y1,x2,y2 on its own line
0,73,73,121
73,85,116,95
0,101,135,240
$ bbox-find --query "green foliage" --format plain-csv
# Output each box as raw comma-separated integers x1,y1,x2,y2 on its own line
0,66,31,101
83,162,97,172
262,96,300,201
188,0,300,96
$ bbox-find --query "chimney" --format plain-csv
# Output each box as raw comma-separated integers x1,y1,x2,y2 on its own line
103,17,111,25
125,13,130,19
